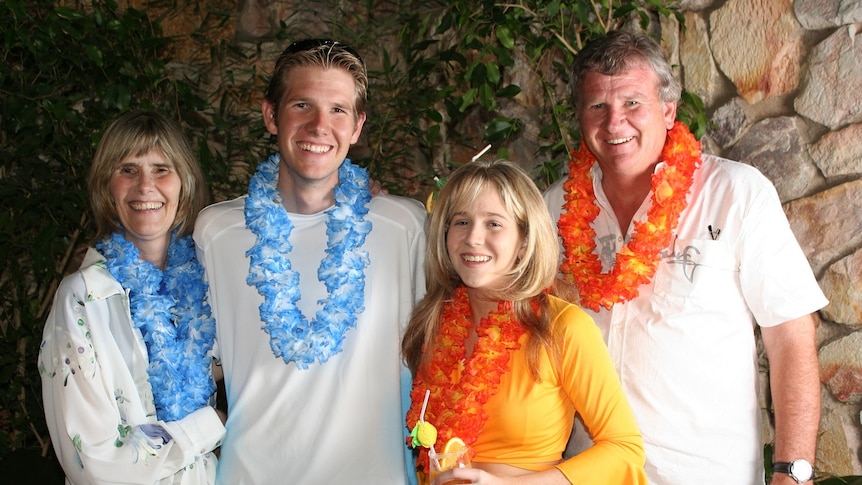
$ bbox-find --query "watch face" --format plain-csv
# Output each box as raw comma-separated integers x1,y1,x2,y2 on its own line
790,459,813,481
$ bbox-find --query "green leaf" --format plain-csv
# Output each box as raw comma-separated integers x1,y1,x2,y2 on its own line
54,7,83,21
458,88,477,112
467,62,487,86
495,84,521,98
484,116,521,142
495,25,514,49
427,109,443,123
486,62,501,84
84,45,104,67
677,90,709,140
478,82,495,110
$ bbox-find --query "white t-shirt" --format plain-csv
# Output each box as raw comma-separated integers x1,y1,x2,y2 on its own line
194,188,426,485
544,154,827,485
39,248,225,485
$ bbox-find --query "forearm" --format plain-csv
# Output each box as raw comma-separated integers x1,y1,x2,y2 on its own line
440,464,572,484
762,314,820,482
557,305,647,484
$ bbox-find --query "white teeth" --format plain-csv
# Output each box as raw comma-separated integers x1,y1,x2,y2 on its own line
131,202,163,210
298,143,330,153
607,137,633,145
607,137,632,145
463,255,491,262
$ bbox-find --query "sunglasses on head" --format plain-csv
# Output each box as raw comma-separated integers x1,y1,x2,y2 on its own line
281,38,364,66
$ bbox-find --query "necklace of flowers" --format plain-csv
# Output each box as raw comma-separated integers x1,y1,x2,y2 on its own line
558,120,702,312
244,154,372,369
406,286,529,467
96,231,216,422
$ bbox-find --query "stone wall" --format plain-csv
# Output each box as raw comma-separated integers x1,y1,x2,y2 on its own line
675,0,862,475
146,0,862,476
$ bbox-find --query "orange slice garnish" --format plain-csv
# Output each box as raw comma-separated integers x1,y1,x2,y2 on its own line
438,437,468,470
442,437,467,454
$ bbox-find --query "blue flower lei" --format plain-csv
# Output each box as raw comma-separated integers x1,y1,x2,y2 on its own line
244,154,372,369
95,232,216,422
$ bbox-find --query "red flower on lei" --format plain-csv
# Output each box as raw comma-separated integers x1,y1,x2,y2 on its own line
558,121,702,312
406,286,529,470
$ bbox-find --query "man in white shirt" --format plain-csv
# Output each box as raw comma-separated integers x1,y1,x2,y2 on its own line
544,29,826,485
195,39,426,484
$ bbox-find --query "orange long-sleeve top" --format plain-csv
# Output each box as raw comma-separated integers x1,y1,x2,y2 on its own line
471,296,647,484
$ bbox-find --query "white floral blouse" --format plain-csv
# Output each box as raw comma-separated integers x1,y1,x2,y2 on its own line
38,248,225,484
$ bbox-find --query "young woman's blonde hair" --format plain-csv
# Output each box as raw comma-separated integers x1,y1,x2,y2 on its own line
87,110,209,240
402,159,574,380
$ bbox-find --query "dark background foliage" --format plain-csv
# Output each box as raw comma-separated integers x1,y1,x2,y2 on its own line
0,0,267,479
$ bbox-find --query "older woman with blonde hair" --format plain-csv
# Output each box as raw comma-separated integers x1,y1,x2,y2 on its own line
39,110,225,484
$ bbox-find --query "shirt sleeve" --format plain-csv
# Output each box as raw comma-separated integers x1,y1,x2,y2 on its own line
39,273,225,484
552,304,648,484
735,172,828,326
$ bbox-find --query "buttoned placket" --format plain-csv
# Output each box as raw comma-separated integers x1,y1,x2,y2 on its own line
591,163,655,381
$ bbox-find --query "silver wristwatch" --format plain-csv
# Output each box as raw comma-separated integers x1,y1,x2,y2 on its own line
773,459,814,483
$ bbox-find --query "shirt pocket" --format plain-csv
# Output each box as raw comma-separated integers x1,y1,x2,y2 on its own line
652,237,740,302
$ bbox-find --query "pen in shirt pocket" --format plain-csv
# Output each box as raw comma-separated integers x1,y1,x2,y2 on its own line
708,225,721,240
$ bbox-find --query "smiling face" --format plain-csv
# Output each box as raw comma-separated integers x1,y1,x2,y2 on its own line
262,65,366,193
446,186,525,293
577,63,677,178
108,149,181,262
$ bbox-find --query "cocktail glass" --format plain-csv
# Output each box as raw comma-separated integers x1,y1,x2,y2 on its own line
428,447,471,485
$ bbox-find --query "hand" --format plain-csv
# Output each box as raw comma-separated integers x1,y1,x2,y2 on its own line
434,465,570,484
433,467,504,485
211,359,224,382
369,178,387,197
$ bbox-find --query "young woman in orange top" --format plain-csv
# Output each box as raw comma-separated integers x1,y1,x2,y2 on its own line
403,159,647,484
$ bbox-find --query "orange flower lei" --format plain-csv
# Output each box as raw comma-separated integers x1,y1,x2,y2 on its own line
558,121,702,312
406,286,528,470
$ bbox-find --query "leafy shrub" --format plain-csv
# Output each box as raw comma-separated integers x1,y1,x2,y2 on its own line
0,0,265,464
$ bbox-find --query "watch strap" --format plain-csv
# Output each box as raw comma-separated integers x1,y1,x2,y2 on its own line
774,460,814,483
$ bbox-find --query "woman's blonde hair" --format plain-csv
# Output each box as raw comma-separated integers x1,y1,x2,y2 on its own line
402,159,573,379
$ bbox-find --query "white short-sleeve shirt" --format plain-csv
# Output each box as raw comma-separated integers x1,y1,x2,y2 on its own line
195,185,426,485
544,154,827,484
